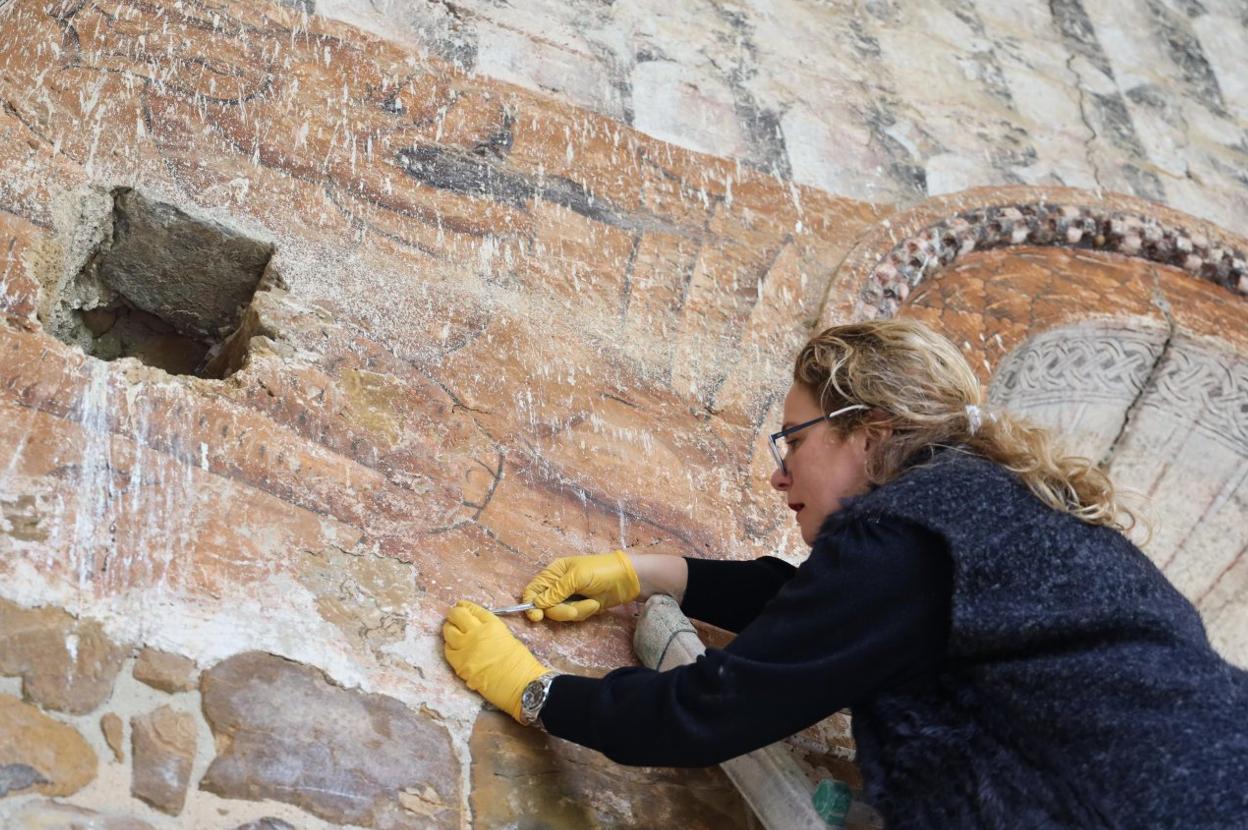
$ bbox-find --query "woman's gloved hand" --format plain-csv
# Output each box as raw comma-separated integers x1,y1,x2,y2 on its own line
521,550,641,622
442,601,551,722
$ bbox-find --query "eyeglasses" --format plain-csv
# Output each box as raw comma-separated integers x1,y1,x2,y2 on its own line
768,404,869,476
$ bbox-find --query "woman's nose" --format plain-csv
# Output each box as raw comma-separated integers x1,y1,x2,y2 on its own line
770,464,790,491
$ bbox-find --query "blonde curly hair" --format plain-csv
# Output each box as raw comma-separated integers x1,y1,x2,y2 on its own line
793,319,1144,535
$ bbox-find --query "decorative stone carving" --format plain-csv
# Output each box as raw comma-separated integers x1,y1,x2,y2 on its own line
1146,339,1248,454
0,694,97,797
132,647,197,694
0,599,128,715
200,652,460,829
988,320,1168,460
991,323,1164,406
991,322,1248,455
130,705,196,815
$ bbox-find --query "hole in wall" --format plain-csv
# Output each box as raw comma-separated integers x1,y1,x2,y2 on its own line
43,188,280,379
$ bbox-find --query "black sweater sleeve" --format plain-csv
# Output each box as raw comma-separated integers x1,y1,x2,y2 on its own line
540,517,953,767
680,555,797,632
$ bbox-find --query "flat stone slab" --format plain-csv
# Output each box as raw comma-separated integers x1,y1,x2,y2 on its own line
200,652,460,829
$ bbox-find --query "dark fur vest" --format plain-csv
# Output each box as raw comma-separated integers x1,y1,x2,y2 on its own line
826,450,1248,829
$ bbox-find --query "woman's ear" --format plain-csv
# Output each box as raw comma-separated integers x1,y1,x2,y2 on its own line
861,419,893,454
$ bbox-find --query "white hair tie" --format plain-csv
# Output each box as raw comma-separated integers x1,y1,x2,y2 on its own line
965,404,984,435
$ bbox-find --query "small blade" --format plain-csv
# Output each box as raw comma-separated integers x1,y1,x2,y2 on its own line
489,602,535,615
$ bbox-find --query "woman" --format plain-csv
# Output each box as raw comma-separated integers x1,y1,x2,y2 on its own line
442,320,1248,828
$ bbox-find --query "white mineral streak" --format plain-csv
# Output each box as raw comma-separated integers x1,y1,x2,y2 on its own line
126,382,151,591
165,399,197,598
0,237,15,304
0,405,34,495
70,361,116,590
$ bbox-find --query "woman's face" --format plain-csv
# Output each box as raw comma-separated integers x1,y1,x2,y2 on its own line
769,384,875,545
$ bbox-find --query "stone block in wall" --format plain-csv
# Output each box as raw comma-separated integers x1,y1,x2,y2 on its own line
0,694,96,798
200,652,461,829
468,709,757,829
0,599,128,715
130,705,197,816
100,712,125,762
132,648,197,694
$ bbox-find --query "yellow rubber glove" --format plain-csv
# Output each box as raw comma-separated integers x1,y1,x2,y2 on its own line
442,601,550,722
521,550,641,623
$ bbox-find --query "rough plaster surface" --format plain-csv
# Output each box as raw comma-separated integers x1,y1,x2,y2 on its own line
0,0,1246,827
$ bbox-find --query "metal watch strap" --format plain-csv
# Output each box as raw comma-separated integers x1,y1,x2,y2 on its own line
519,671,559,727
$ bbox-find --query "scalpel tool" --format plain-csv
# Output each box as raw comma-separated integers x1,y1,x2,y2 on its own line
489,602,535,615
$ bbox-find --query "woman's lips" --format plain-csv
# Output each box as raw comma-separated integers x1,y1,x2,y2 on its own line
789,503,804,513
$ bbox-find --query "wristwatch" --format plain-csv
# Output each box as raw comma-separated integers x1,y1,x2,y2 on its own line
519,671,559,727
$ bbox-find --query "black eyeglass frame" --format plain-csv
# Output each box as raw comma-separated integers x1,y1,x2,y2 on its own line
768,404,869,475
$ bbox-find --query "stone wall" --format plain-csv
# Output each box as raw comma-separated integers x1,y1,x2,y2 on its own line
1,1,1245,827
